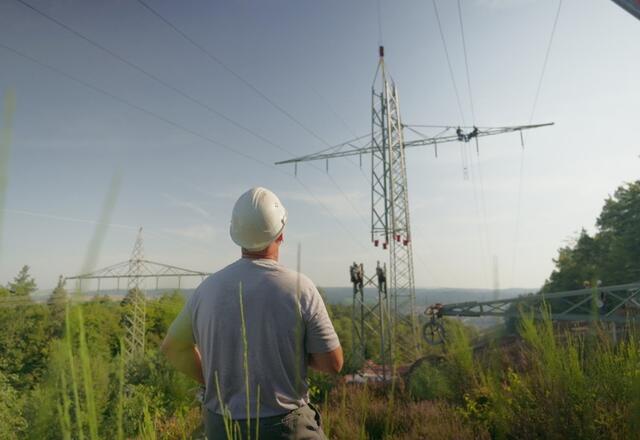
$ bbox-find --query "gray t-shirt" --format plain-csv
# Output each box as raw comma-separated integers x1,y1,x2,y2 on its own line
167,258,340,419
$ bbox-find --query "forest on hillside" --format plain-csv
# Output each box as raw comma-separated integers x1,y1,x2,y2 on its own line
0,179,638,439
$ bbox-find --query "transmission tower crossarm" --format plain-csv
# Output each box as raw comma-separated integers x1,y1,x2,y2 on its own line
274,133,372,165
274,122,554,165
404,122,554,148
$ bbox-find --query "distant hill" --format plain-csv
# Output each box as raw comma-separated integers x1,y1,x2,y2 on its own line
320,287,534,306
28,286,535,308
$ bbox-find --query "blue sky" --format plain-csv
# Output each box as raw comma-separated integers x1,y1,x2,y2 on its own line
0,0,638,291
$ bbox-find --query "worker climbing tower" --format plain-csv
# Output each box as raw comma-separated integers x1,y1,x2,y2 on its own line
123,227,146,361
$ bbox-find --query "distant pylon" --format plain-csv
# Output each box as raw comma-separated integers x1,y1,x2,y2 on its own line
123,227,146,361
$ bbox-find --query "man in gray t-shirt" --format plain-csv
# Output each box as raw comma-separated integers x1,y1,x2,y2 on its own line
162,187,343,440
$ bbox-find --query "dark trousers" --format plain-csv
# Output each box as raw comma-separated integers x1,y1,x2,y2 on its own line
204,403,326,440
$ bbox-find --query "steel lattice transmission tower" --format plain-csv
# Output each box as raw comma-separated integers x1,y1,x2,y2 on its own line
276,46,553,365
64,229,210,365
370,46,419,357
124,227,146,361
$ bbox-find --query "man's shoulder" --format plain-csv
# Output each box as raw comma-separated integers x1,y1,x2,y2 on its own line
192,259,318,295
273,264,317,289
191,261,242,296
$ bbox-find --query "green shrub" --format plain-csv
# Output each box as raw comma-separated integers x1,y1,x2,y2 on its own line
408,361,453,401
0,372,27,439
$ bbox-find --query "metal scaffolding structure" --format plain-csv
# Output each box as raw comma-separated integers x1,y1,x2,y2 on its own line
276,46,554,366
423,282,640,345
65,228,210,362
350,261,393,380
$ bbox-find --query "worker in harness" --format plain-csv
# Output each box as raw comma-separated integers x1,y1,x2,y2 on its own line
376,261,386,293
350,262,358,284
161,187,343,439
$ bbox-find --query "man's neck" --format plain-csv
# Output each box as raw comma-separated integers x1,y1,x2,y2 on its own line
241,250,279,261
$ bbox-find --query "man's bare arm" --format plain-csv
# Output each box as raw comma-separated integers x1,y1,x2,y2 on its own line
308,346,344,375
161,335,205,384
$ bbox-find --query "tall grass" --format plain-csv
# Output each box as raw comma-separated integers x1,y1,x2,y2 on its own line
56,359,72,440
319,309,640,439
238,285,252,439
116,340,125,440
459,311,640,439
139,398,157,440
62,305,86,439
77,309,99,439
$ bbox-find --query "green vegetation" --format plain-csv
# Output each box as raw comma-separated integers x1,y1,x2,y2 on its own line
543,180,640,292
2,277,639,439
320,314,640,439
0,179,638,438
0,271,197,439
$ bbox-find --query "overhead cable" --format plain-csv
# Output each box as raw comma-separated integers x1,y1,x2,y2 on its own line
455,0,493,286
431,0,466,125
0,43,271,168
511,0,563,285
0,43,369,253
13,0,370,242
528,0,563,123
13,0,299,160
456,0,476,124
134,0,338,152
133,0,369,221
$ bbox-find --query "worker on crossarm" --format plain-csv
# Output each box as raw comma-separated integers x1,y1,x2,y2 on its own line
161,187,343,440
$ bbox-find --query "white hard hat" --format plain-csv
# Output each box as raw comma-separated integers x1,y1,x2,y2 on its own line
230,187,287,251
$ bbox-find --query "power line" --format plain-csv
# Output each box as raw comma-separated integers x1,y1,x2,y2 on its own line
456,0,476,124
18,0,360,190
511,0,563,286
431,0,466,125
325,173,370,227
132,0,369,228
294,178,370,253
307,86,370,181
13,0,299,161
13,0,370,244
0,43,369,254
453,0,493,285
133,0,336,152
528,0,563,124
468,143,493,286
0,43,270,168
